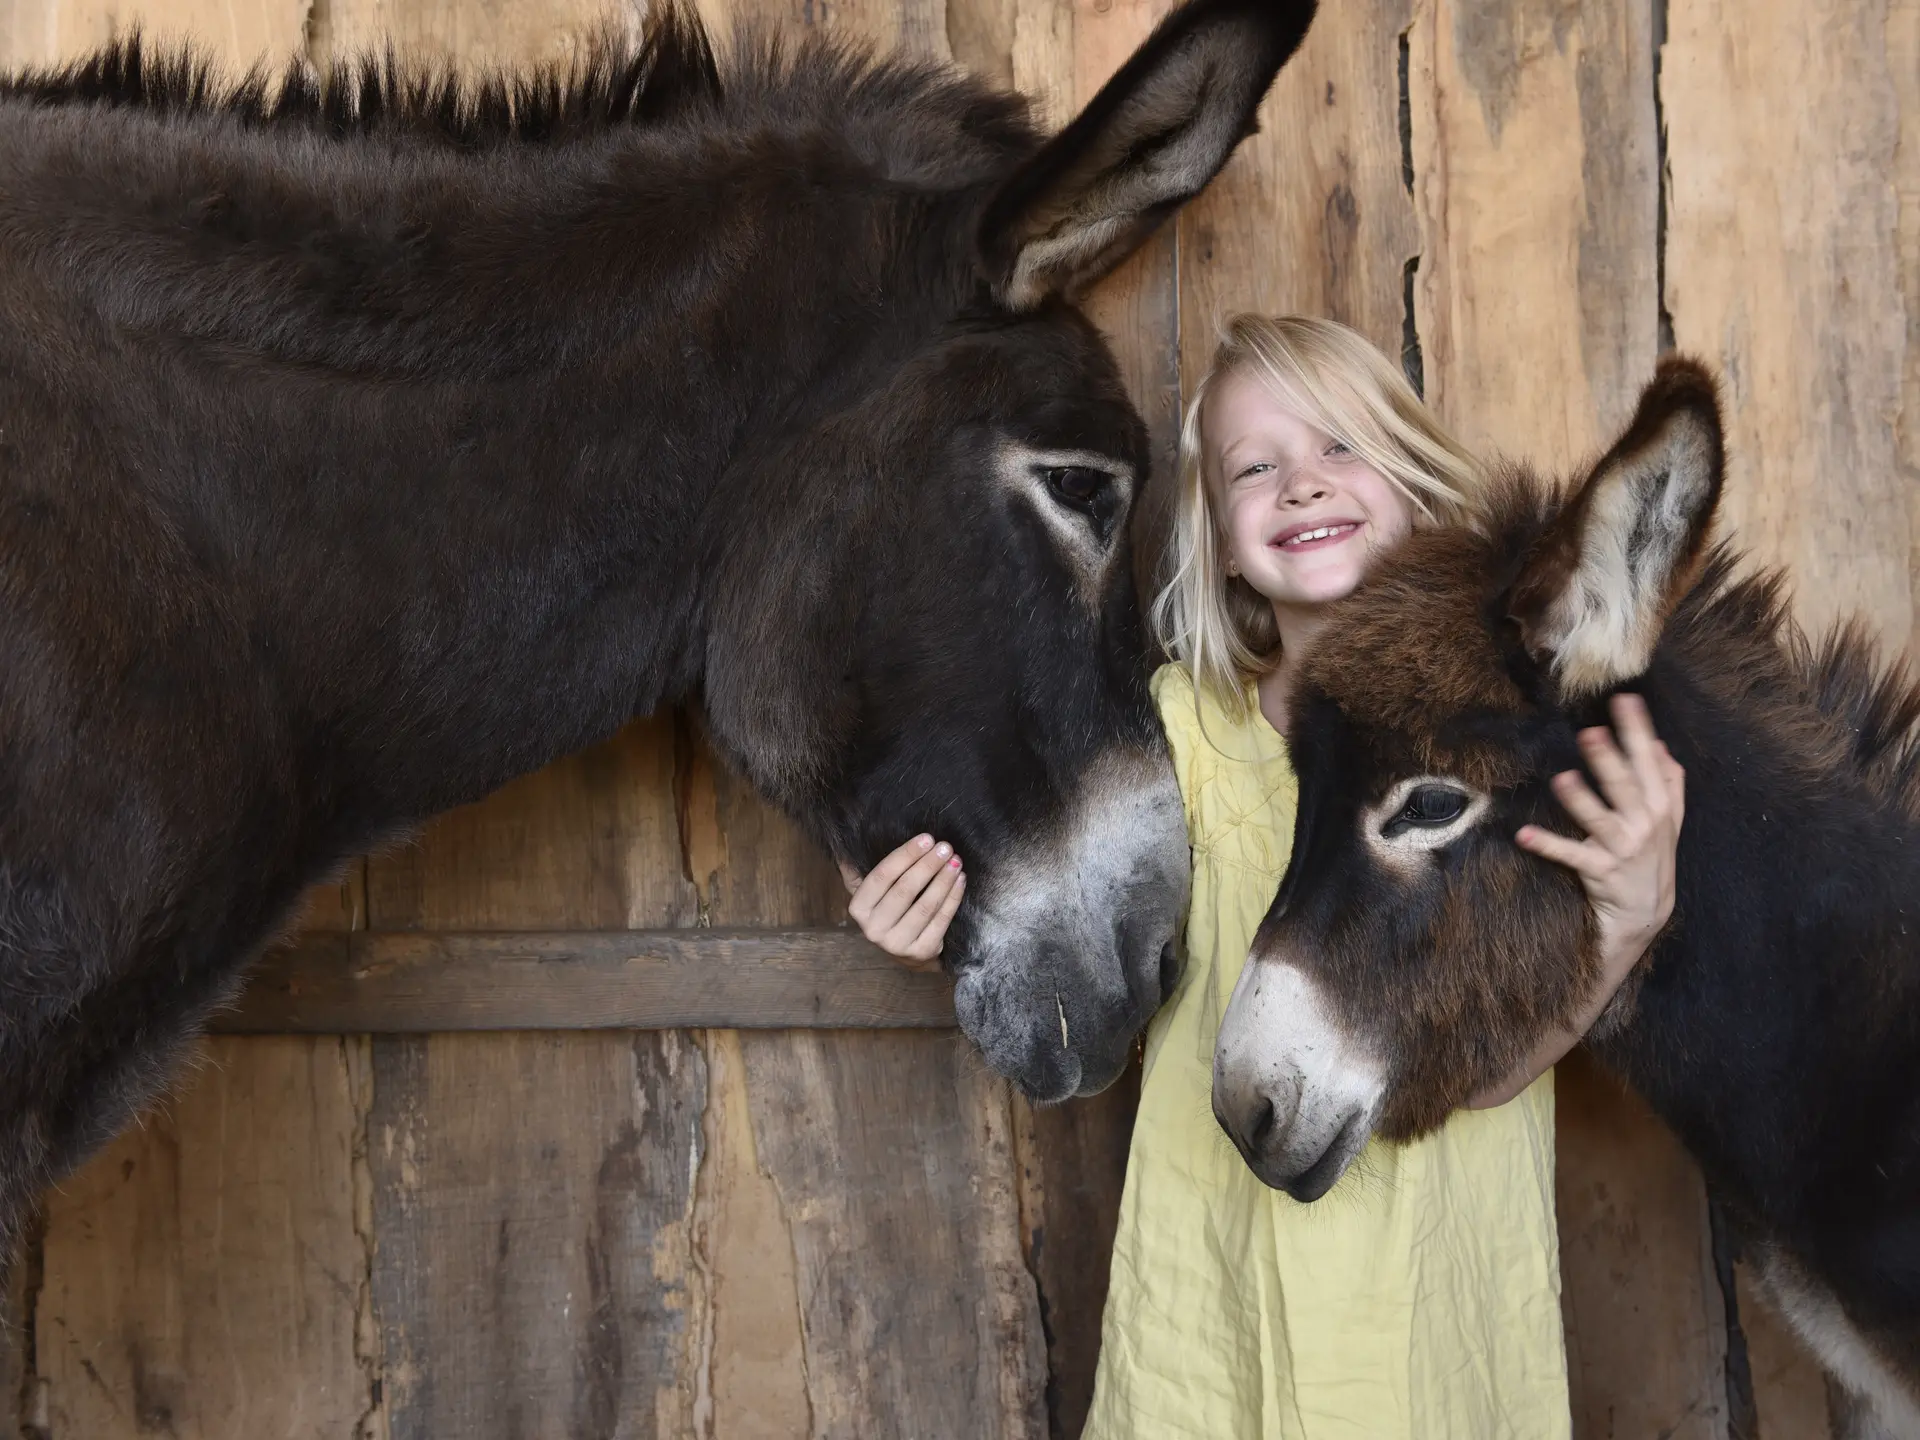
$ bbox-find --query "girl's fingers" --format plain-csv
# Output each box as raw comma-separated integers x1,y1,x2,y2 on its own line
927,870,966,940
838,860,864,897
1609,694,1672,824
1661,743,1687,827
1577,724,1646,832
1550,768,1625,850
848,835,935,923
1516,823,1606,876
864,842,954,933
886,856,963,950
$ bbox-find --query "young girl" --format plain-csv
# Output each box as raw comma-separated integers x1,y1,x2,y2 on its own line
841,315,1683,1436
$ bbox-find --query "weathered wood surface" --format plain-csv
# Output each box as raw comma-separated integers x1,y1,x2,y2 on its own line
8,0,1918,1435
1176,0,1418,382
1660,0,1918,1431
218,929,958,1032
1666,0,1911,653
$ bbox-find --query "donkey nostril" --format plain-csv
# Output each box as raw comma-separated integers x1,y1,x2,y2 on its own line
1157,941,1181,1004
1247,1097,1276,1150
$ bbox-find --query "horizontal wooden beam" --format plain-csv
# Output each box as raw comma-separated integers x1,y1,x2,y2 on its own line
212,928,958,1033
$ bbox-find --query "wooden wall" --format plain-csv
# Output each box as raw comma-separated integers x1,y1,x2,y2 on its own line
0,0,1912,1436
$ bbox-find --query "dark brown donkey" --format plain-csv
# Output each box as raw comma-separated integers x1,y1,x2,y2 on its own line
1212,359,1920,1432
0,0,1317,1258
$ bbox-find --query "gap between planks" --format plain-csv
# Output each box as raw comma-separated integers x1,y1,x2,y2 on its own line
215,928,958,1033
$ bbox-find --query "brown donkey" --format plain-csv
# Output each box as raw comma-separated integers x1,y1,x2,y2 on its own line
1212,359,1920,1432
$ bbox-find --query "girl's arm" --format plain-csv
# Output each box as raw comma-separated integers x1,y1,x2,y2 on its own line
839,834,966,972
1468,693,1686,1109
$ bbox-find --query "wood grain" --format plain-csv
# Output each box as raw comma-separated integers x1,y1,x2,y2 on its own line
35,1038,374,1440
1410,0,1660,455
311,0,639,71
1553,1056,1731,1440
1664,0,1910,650
368,1030,706,1440
1177,0,1419,380
736,1029,1047,1440
0,0,308,69
217,928,958,1031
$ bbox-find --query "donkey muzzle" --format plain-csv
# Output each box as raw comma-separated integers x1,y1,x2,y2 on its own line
1212,958,1386,1200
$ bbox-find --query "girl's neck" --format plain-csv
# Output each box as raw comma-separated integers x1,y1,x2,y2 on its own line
1258,602,1330,735
1251,602,1328,733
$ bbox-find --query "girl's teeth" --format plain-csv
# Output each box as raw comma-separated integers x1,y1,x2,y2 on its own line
1285,525,1348,546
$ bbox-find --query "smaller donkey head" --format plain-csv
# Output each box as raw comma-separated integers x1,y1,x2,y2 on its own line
1212,359,1724,1197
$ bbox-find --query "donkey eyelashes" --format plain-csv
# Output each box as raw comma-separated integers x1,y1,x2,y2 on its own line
1042,464,1109,508
1381,784,1468,839
1365,775,1490,859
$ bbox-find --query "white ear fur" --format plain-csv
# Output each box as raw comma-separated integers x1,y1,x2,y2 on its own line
980,1,1315,310
1515,365,1724,697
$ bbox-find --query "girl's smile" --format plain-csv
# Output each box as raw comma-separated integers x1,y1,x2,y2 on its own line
1270,518,1364,550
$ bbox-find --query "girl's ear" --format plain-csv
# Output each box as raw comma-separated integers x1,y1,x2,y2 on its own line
1506,358,1725,698
977,0,1315,310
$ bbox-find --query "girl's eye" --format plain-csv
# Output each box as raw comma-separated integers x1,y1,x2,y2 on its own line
1232,462,1274,484
1381,785,1468,838
1325,440,1354,459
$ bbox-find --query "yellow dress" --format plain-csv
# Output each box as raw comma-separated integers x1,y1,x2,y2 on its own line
1083,665,1570,1440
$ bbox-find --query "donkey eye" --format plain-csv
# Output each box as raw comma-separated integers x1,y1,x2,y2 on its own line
1042,465,1111,511
1382,785,1468,838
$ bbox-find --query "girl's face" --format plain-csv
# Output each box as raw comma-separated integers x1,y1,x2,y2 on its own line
1205,368,1416,614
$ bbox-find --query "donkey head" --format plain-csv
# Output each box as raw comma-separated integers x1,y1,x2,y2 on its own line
692,0,1316,1101
1212,359,1725,1193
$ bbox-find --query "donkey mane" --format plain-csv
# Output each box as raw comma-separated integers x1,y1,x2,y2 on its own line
2,4,1035,161
1668,550,1920,826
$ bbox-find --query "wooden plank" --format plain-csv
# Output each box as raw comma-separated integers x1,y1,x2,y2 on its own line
1664,0,1910,650
1893,0,1920,666
0,0,309,69
1410,0,1661,453
217,928,957,1032
310,0,640,71
736,1029,1047,1440
1177,0,1419,378
1553,1056,1730,1440
1404,5,1735,1437
34,1038,374,1440
756,0,948,59
368,1030,706,1440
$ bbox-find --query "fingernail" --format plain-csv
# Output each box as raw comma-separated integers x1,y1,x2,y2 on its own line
917,835,934,850
935,842,952,858
948,856,962,870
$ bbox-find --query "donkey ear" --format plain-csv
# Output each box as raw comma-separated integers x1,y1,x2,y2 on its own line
977,0,1315,311
1508,358,1726,698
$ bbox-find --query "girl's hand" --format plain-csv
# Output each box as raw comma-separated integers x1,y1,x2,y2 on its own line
838,834,965,973
1517,692,1685,1002
1471,694,1684,1108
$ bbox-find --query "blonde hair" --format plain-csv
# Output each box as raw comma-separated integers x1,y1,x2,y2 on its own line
1150,313,1490,716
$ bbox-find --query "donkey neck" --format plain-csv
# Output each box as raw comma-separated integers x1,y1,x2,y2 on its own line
0,99,981,826
1591,593,1920,1247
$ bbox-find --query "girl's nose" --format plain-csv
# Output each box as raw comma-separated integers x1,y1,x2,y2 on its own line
1279,470,1330,506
